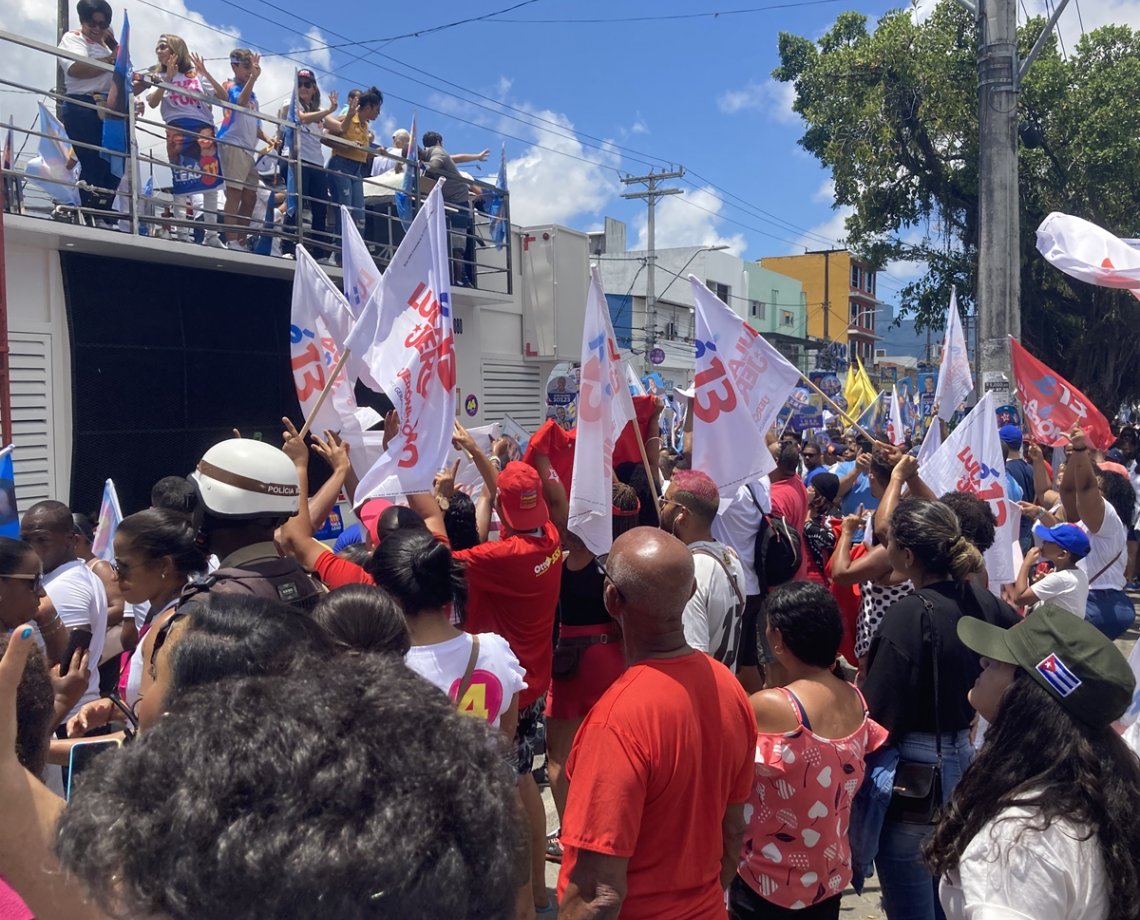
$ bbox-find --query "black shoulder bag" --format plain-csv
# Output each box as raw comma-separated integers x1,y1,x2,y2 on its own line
886,594,944,825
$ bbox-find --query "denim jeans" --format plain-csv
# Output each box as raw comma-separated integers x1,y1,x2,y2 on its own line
876,730,974,920
60,96,116,212
327,155,365,255
1085,588,1135,639
283,162,330,260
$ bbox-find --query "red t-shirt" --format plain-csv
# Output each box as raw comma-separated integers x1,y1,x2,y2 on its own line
769,475,809,581
454,521,563,708
557,651,757,919
314,548,374,589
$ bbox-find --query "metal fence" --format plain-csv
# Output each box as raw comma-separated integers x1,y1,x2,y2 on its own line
0,28,512,294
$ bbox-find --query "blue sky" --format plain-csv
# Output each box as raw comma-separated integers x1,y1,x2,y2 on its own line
5,0,1125,314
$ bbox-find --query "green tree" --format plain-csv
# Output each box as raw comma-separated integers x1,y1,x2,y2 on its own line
774,3,1140,408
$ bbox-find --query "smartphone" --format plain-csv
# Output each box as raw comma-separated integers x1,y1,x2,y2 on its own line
66,738,121,799
60,628,92,676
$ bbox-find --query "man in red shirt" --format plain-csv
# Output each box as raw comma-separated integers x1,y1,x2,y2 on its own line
557,527,757,920
768,439,810,582
412,461,563,917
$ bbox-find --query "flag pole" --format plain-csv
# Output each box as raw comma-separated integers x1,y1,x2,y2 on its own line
629,420,662,526
797,372,876,442
297,349,350,440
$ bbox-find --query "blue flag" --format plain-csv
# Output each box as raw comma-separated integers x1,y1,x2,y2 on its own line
25,103,81,206
101,10,132,179
285,71,299,219
488,142,508,250
394,113,416,228
0,448,17,539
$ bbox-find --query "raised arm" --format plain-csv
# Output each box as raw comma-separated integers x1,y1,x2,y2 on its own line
452,149,490,164
1061,425,1103,531
190,54,225,100
275,418,333,571
306,430,351,532
837,452,871,498
452,423,498,544
1027,442,1052,505
235,53,260,108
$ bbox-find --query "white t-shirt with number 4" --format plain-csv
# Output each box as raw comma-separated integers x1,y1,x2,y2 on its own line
405,632,526,729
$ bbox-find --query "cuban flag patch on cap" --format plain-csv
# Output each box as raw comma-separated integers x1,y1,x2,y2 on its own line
1036,653,1082,697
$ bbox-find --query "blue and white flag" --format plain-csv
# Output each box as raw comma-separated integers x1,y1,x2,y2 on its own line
284,71,299,218
24,103,81,206
0,446,18,538
101,10,132,179
90,479,123,562
487,142,508,250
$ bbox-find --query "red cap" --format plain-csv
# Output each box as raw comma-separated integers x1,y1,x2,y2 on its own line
358,497,393,545
496,464,548,531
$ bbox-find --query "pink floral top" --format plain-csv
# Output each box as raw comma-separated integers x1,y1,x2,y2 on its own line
738,686,888,909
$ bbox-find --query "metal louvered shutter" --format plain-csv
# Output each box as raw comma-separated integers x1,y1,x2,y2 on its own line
8,332,56,510
480,360,543,431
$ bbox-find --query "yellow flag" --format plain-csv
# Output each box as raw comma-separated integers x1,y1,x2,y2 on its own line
843,365,865,416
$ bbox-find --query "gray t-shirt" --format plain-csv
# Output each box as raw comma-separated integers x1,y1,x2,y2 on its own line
423,145,470,205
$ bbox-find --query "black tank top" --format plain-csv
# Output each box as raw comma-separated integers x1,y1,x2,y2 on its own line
558,559,611,627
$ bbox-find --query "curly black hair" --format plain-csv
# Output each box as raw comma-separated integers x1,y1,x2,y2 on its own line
938,492,997,553
0,634,54,776
924,672,1140,919
55,655,524,919
443,492,480,551
1096,468,1136,530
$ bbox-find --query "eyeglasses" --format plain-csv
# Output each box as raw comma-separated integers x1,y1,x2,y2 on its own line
88,18,110,28
230,57,251,66
110,559,131,577
4,572,44,592
298,80,315,88
594,553,626,603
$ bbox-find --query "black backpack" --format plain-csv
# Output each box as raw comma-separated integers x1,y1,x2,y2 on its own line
179,542,326,613
746,485,802,593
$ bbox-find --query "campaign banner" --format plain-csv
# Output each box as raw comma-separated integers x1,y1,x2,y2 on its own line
922,393,1016,583
690,276,800,496
1009,337,1113,449
568,266,638,555
934,288,974,422
918,371,938,420
169,121,224,195
345,184,456,501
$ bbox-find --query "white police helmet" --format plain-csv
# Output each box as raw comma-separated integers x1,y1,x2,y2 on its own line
190,439,300,519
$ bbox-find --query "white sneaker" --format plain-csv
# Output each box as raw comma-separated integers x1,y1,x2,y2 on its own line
204,233,225,248
319,255,338,267
225,239,250,252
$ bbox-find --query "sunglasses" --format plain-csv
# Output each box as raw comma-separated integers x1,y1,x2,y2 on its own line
4,572,44,592
230,57,251,65
595,553,626,603
298,80,315,88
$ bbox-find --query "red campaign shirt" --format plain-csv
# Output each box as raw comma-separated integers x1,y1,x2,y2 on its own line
557,652,757,919
314,548,374,589
454,520,563,708
769,475,809,581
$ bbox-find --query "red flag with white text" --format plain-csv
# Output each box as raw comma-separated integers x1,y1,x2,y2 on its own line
1009,337,1113,449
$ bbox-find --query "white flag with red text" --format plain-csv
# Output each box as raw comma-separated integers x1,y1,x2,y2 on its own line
934,287,973,422
888,385,906,446
290,248,383,477
921,392,1016,583
345,184,456,502
1036,211,1140,292
568,267,638,555
690,276,801,497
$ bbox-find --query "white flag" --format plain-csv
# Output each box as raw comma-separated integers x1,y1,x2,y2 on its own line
921,393,1016,583
690,276,801,497
568,267,638,555
24,103,81,207
1036,211,1140,291
449,422,501,500
339,205,383,320
90,479,123,562
888,384,906,446
345,184,456,502
917,416,943,467
290,248,383,478
934,287,973,422
623,361,647,397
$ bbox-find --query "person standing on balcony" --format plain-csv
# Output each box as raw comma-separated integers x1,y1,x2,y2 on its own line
421,130,477,286
324,85,382,264
144,34,224,247
55,0,119,220
281,70,336,263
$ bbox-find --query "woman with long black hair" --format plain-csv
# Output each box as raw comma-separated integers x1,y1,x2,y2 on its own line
863,498,1019,920
928,605,1140,919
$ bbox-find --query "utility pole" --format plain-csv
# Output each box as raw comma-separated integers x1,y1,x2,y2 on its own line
805,246,846,369
622,168,684,370
57,0,69,116
961,0,1070,400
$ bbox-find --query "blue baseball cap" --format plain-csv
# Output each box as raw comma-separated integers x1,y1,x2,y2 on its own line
1033,522,1090,560
998,424,1023,448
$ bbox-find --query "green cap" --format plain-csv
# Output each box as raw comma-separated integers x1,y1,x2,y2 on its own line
957,605,1135,729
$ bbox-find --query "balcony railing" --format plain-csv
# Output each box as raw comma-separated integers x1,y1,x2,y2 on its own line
0,28,511,294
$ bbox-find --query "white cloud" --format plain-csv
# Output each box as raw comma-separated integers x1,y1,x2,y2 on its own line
811,179,836,204
717,79,797,123
787,205,850,254
629,116,648,135
505,107,619,227
631,186,747,256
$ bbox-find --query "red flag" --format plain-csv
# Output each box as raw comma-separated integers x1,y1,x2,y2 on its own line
1009,337,1113,449
522,395,660,494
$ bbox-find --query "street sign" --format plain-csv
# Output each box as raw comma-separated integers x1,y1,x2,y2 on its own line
649,347,666,366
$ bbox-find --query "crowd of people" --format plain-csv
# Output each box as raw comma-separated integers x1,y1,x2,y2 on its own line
0,393,1137,919
43,0,494,277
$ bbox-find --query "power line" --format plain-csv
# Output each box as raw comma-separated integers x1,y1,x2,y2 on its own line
489,0,847,24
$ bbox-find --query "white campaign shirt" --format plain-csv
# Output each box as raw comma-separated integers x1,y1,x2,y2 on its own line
683,539,746,672
711,479,772,597
1030,567,1089,618
1078,501,1127,590
159,72,215,127
404,632,526,729
44,558,108,713
57,30,113,95
939,806,1108,920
